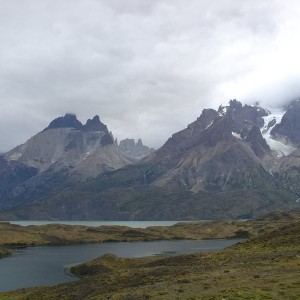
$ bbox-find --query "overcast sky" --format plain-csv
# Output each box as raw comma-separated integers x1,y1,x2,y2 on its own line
1,0,300,152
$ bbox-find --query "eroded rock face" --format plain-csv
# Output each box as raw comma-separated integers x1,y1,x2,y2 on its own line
150,108,273,194
271,100,300,145
245,125,270,158
5,115,120,175
0,156,38,209
0,114,136,208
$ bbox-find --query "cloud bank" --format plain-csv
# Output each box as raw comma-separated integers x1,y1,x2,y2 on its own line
1,0,300,151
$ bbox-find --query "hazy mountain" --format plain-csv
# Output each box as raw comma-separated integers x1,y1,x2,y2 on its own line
118,138,154,160
1,100,300,220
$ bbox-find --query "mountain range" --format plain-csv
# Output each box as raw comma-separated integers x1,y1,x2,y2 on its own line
0,99,300,220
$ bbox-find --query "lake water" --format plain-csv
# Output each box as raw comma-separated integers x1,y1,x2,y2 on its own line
8,221,184,228
0,239,240,292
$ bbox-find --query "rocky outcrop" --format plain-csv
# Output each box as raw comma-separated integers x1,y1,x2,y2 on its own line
118,138,154,160
219,99,269,137
271,100,300,145
0,114,136,208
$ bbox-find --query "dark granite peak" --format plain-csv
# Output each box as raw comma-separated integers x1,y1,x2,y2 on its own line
84,115,108,132
44,114,109,133
44,113,83,131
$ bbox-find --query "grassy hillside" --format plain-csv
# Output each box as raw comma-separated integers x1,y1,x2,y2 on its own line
0,213,300,300
1,216,299,299
0,212,299,249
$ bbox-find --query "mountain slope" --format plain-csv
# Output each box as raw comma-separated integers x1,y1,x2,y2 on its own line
4,114,130,176
2,100,300,220
0,114,139,210
271,99,300,145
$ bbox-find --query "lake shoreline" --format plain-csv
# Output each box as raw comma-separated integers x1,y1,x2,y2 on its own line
0,239,240,292
0,246,11,258
0,212,300,258
2,218,299,299
0,211,297,264
0,212,299,298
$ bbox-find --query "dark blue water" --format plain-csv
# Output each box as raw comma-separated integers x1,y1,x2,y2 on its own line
0,239,240,292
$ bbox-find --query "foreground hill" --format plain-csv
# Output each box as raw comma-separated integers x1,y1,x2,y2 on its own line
0,212,298,250
1,213,299,299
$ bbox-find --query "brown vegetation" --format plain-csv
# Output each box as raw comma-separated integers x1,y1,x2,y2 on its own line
0,217,299,299
0,212,299,299
1,212,299,250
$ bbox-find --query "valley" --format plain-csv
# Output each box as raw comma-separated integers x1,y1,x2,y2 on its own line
0,212,299,299
1,2,300,299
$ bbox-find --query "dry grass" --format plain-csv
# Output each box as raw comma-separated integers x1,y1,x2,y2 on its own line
0,211,299,248
0,212,299,299
1,221,299,299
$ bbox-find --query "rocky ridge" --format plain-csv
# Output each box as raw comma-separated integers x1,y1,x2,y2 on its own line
1,100,300,220
0,114,152,210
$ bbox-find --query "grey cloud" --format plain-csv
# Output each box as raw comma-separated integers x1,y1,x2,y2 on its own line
1,0,300,151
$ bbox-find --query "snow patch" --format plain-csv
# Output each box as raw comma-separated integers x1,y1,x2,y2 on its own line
83,151,91,160
8,153,22,160
261,109,295,157
232,132,242,140
205,121,213,130
218,106,228,116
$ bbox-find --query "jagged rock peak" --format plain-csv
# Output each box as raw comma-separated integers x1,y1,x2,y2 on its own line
118,138,154,159
44,114,109,133
218,99,269,115
45,113,83,131
192,108,220,129
217,100,269,138
229,99,243,111
218,99,243,115
119,138,136,149
84,115,108,132
119,138,148,150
